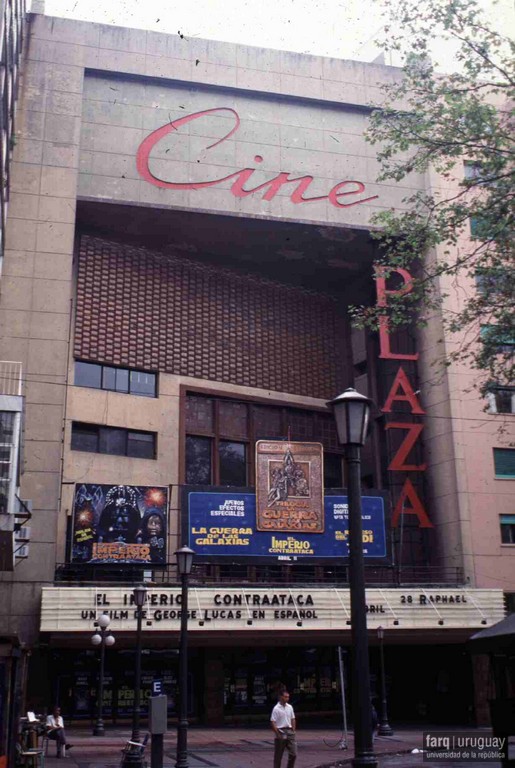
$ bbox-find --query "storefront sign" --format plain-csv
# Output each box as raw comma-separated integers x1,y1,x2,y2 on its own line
183,487,387,562
375,267,432,528
136,107,379,210
40,586,505,634
71,484,168,565
255,441,324,533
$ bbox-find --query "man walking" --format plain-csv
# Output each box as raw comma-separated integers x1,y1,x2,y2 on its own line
270,688,297,768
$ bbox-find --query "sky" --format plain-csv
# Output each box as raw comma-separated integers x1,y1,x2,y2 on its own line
38,0,392,62
38,0,514,67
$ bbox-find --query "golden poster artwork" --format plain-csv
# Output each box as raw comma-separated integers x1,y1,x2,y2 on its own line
256,441,324,533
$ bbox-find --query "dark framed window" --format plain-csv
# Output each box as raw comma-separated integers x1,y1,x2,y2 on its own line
500,515,515,544
487,387,515,414
480,326,515,355
184,393,346,488
493,448,515,479
75,361,157,397
324,453,344,489
71,423,156,459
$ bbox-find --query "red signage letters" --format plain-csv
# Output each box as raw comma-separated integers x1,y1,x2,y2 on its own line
376,266,433,529
136,107,379,209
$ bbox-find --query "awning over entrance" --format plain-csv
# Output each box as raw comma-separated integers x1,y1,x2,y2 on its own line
469,612,515,654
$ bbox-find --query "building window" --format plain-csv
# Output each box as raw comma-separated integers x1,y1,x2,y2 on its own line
71,423,156,459
184,393,346,488
480,326,515,355
487,387,515,414
500,515,515,544
0,412,15,514
493,448,515,479
75,361,157,397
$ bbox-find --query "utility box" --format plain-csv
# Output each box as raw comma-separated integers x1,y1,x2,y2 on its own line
149,695,167,734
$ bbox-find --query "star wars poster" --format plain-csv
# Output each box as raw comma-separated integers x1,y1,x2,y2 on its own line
255,441,324,533
71,484,168,565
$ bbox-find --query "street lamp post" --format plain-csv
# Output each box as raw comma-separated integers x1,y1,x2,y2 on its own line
175,546,195,768
377,627,394,736
131,584,148,747
91,613,116,736
329,387,377,768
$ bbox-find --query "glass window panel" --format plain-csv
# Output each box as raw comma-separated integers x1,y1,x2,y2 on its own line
185,396,214,433
115,368,129,393
0,412,14,442
500,524,515,544
127,431,155,459
75,361,101,389
99,428,127,456
102,367,117,391
219,441,247,486
495,389,515,414
493,448,515,478
186,436,212,484
286,409,314,441
129,370,156,397
252,406,284,440
218,401,248,438
0,445,11,462
71,424,99,453
324,453,343,489
315,413,340,452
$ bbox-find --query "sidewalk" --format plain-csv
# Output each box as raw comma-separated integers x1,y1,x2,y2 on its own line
38,725,453,768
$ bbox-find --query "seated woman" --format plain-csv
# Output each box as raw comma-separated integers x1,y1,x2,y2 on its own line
45,707,73,758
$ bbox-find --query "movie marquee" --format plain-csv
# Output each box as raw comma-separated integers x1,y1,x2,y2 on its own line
40,587,505,634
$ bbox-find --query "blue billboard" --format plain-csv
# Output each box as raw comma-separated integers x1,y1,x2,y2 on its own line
182,487,388,563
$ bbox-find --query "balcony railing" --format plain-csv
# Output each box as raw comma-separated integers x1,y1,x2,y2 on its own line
0,361,22,396
54,562,466,587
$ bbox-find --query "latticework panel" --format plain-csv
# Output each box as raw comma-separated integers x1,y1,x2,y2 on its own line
75,236,346,399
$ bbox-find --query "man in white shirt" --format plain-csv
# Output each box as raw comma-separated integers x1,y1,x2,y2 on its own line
46,707,73,758
270,688,297,768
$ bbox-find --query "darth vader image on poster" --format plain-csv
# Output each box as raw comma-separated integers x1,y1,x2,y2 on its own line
71,484,168,565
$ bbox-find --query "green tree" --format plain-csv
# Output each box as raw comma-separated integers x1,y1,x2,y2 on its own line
352,0,514,397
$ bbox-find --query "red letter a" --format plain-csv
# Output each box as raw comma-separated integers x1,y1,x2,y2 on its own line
382,367,425,415
391,478,433,528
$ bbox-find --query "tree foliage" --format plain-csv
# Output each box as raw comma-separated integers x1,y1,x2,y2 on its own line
352,0,514,395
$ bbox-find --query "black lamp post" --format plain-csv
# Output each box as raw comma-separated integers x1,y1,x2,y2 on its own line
91,613,115,736
329,387,377,768
132,585,148,745
175,545,194,768
377,627,393,736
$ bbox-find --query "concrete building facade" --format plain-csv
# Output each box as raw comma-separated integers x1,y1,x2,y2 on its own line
0,9,513,762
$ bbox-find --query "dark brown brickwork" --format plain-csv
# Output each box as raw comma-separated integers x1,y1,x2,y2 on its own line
75,235,346,399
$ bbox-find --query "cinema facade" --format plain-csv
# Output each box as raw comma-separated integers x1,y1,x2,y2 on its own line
0,9,513,743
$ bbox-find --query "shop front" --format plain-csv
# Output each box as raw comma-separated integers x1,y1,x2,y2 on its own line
38,585,504,725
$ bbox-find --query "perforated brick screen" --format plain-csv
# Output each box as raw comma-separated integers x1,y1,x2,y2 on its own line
75,236,346,399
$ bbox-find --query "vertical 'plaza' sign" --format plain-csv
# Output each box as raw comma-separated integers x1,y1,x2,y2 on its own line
375,268,432,529
136,107,379,210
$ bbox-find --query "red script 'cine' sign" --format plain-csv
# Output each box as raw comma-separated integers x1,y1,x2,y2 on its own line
136,107,379,209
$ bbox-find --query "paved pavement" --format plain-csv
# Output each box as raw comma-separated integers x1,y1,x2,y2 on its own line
34,726,513,768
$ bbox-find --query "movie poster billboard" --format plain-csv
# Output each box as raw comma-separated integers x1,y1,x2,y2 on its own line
182,486,388,563
256,441,324,533
71,484,168,565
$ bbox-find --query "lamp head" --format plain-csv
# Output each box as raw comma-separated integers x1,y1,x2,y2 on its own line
97,613,111,629
377,625,384,640
133,584,148,608
175,545,195,576
91,632,102,646
104,634,115,647
328,387,372,447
